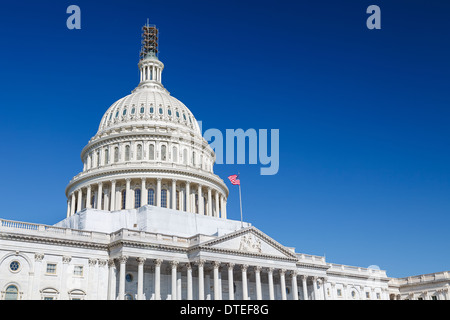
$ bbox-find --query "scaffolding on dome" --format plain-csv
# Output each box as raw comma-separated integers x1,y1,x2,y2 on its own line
140,20,159,60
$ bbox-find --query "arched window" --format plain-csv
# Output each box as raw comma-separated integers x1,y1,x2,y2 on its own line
104,148,109,165
4,285,19,300
161,189,167,208
125,145,130,161
183,149,188,165
149,144,155,160
114,147,119,163
134,189,141,208
173,146,178,163
148,189,155,206
136,144,142,160
121,190,126,210
161,145,167,161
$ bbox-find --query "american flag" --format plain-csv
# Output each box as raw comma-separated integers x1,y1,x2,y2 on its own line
228,174,240,186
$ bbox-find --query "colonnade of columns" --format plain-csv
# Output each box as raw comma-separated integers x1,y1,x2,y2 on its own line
140,62,162,83
67,178,227,219
108,257,328,300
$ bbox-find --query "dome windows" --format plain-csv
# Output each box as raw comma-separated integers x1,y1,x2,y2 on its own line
176,111,180,118
150,105,154,114
123,109,127,116
168,108,172,116
159,107,163,115
140,106,145,114
115,111,119,118
131,107,136,115
183,113,187,121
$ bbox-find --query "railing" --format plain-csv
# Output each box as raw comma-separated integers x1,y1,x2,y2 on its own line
0,218,110,242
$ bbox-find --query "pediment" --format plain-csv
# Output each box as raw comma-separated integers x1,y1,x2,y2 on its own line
199,227,297,260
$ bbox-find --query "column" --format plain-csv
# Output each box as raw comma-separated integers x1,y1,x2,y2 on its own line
228,263,235,300
32,253,44,299
141,179,147,206
185,181,191,213
154,259,163,300
215,191,220,217
241,264,249,300
268,268,275,300
107,259,117,300
86,185,92,209
87,258,97,300
291,271,299,300
77,189,82,213
171,260,179,300
207,188,212,216
213,261,221,300
198,185,203,215
255,266,262,300
222,197,227,219
71,193,76,216
137,257,146,300
97,182,103,210
157,178,162,207
187,264,193,300
125,179,131,209
197,260,205,300
331,282,336,300
301,275,308,300
280,269,287,300
66,199,71,218
60,256,71,300
172,179,177,209
313,277,319,300
118,256,128,300
322,278,328,300
110,180,116,211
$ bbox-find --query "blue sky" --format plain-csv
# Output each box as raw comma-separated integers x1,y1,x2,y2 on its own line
0,0,449,278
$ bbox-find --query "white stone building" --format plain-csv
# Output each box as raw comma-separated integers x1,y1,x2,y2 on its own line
0,23,448,301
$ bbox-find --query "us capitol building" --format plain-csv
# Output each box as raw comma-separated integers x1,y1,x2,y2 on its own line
0,23,448,301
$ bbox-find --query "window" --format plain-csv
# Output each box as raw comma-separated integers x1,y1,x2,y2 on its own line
69,289,85,300
140,106,145,114
159,107,163,115
104,148,109,165
74,266,83,277
125,294,133,300
115,111,119,118
351,291,356,298
176,191,180,210
337,289,342,297
46,263,57,274
431,295,438,300
131,107,136,115
9,261,20,272
173,146,178,163
168,108,172,116
161,145,167,161
150,106,154,114
183,149,187,165
161,189,167,208
176,111,180,118
376,292,381,300
126,274,133,282
183,113,186,121
114,147,119,163
125,145,130,161
4,285,19,300
418,297,423,300
366,292,370,299
148,189,155,206
123,109,127,116
121,190,126,210
41,288,58,300
195,194,199,213
149,144,155,160
91,195,95,208
192,151,196,166
96,151,100,167
135,189,141,208
136,144,142,160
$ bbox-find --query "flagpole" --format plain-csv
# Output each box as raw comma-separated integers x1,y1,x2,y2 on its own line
238,172,243,229
239,183,243,229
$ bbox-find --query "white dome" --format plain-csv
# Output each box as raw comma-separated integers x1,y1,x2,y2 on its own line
97,88,201,137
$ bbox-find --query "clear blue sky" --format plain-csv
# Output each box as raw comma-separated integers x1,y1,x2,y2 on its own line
0,0,449,278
